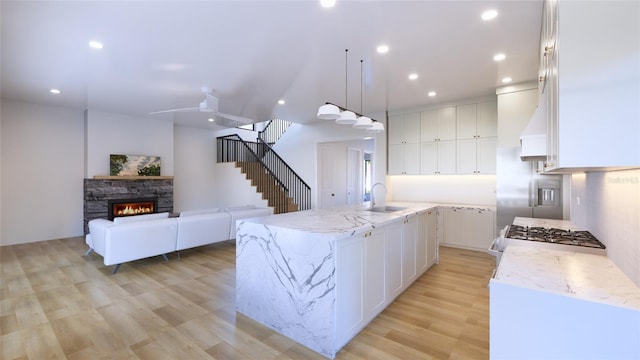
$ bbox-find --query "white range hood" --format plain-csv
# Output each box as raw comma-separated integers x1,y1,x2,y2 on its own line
519,95,547,161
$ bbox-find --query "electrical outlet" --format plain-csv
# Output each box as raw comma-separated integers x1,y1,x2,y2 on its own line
576,196,581,206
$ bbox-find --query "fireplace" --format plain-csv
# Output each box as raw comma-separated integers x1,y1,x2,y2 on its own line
108,198,157,220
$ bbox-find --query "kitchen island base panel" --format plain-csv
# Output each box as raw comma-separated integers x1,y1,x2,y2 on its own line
236,222,337,358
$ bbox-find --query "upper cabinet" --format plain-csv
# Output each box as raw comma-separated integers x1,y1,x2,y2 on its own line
389,112,421,145
388,100,497,175
543,0,640,172
420,107,456,142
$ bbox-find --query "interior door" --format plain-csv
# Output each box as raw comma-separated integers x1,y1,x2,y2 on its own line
347,148,363,204
318,143,339,209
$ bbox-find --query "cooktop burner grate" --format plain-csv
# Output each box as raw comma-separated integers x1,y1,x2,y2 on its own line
506,225,606,249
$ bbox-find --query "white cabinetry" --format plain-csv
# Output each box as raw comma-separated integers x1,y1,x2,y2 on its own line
389,112,421,175
384,221,403,301
441,207,496,251
401,215,417,288
336,234,364,343
420,107,456,142
417,209,438,274
363,228,386,321
456,102,497,174
544,0,640,171
420,141,456,175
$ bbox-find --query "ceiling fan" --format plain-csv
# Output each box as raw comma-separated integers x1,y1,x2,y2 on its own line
150,87,253,126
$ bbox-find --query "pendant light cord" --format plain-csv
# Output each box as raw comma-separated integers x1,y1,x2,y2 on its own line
360,59,364,115
344,49,348,108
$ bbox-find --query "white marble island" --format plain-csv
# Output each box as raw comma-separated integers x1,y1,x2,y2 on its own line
235,202,438,358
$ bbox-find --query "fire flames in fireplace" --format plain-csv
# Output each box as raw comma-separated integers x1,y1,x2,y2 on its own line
108,198,157,220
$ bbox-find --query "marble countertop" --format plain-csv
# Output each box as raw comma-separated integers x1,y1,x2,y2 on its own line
239,202,442,239
494,246,640,310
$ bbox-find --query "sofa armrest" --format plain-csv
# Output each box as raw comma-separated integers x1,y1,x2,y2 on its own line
87,218,114,256
103,218,178,266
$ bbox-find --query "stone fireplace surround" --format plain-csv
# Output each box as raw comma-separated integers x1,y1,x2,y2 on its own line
83,178,173,234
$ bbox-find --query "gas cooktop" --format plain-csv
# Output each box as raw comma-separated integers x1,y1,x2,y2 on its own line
506,225,606,249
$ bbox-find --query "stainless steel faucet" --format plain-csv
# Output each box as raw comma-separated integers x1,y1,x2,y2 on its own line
370,182,387,208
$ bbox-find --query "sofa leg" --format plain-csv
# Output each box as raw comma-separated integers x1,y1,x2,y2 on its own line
84,248,93,256
177,252,181,261
162,254,169,262
112,264,121,274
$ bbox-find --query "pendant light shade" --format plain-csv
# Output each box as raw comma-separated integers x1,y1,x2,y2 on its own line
335,110,357,124
317,103,341,120
353,115,373,129
367,121,385,133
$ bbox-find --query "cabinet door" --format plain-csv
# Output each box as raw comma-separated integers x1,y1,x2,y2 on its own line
420,110,438,142
477,102,498,138
336,235,364,341
438,141,457,174
442,207,467,247
425,209,438,268
477,137,497,174
456,103,477,140
416,212,428,274
388,114,404,145
420,142,438,174
456,139,477,174
388,144,404,175
385,221,403,301
402,215,418,287
437,107,457,141
364,229,386,319
403,112,421,144
468,209,496,250
404,143,421,175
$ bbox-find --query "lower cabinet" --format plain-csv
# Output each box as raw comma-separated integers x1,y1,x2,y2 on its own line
336,213,434,346
441,207,495,250
418,209,438,270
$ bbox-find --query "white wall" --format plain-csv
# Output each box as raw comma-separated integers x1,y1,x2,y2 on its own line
570,169,640,286
173,126,217,212
388,175,496,206
213,163,269,209
85,110,174,177
1,100,84,245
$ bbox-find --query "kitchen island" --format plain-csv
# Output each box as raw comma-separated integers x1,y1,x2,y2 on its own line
235,202,438,358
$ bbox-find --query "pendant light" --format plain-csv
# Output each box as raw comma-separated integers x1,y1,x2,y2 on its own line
367,121,384,133
335,49,357,125
353,59,373,129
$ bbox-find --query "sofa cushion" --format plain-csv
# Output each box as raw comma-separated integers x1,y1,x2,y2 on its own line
179,208,220,217
224,205,256,212
113,212,170,224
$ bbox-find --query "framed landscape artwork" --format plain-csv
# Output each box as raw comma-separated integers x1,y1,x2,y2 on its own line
110,154,161,176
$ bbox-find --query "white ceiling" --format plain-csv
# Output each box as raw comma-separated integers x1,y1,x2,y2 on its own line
1,1,542,130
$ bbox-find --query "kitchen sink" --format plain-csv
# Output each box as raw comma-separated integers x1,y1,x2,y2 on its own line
367,205,407,213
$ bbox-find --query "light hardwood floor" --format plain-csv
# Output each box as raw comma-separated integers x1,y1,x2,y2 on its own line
1,237,495,359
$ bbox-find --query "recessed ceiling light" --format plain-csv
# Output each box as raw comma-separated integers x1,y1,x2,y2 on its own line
320,0,336,8
481,9,498,21
376,45,389,54
50,88,61,94
493,53,506,61
208,118,214,122
278,99,285,105
89,40,103,49
428,91,436,97
502,77,513,83
408,73,418,80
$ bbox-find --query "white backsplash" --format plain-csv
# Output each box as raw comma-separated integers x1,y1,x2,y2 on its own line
571,169,640,286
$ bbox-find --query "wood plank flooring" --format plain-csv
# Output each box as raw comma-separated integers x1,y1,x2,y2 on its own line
1,237,495,359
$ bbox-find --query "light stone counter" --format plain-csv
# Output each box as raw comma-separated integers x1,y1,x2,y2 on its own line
495,246,640,310
512,216,579,230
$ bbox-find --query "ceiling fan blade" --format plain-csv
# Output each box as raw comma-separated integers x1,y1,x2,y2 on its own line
215,111,253,124
149,107,199,115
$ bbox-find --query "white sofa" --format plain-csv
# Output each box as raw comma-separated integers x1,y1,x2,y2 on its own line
85,205,273,273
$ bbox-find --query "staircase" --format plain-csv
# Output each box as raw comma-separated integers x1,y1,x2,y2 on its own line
217,119,311,214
